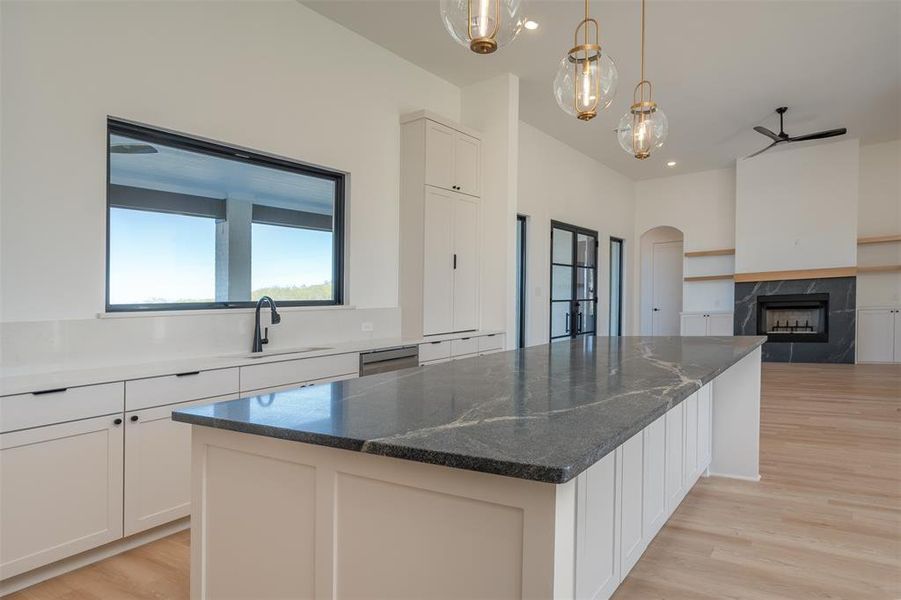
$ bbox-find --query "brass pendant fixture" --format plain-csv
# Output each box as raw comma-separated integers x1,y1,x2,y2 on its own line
553,0,617,121
440,0,526,55
617,0,668,159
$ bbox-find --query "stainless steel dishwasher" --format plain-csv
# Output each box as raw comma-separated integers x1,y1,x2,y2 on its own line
359,345,420,376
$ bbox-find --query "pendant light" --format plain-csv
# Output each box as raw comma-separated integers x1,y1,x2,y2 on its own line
617,0,668,159
440,0,526,55
553,0,617,121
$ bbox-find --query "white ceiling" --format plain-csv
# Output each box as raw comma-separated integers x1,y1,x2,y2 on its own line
303,0,901,180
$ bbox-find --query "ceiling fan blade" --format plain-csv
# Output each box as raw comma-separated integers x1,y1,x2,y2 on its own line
745,141,780,159
110,143,158,154
788,128,847,143
753,126,781,141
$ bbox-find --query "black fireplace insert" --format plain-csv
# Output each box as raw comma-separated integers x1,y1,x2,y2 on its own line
756,293,829,343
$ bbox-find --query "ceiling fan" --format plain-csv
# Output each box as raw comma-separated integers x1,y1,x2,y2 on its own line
746,107,847,158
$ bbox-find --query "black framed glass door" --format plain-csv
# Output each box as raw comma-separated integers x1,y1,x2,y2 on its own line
550,221,598,340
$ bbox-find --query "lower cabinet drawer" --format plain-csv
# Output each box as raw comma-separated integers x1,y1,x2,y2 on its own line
0,382,124,434
0,415,124,579
478,333,505,353
124,394,236,536
451,337,479,357
125,367,239,411
239,353,359,393
419,340,452,363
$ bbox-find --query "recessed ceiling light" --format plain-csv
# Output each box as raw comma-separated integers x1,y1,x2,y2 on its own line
666,160,677,167
524,20,539,30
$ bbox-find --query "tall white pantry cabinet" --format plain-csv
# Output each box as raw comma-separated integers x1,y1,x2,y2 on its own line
400,111,482,338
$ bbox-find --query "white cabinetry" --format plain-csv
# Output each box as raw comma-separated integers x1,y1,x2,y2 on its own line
401,112,482,338
857,307,901,363
424,119,480,196
619,432,644,577
574,450,620,600
239,353,359,393
664,402,685,515
0,415,124,579
422,189,479,335
419,334,506,366
681,312,734,336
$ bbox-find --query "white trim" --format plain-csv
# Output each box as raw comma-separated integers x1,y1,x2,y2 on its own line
97,304,360,319
705,472,761,482
0,518,189,596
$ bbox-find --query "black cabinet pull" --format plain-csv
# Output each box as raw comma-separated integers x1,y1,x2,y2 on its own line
453,254,457,270
175,371,200,377
130,415,139,422
33,387,68,396
113,418,123,425
578,312,584,333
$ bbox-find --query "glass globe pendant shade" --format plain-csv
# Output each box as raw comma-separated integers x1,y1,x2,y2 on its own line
617,83,668,159
440,0,526,54
553,48,617,120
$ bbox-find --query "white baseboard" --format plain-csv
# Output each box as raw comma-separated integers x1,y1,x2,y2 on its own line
0,518,189,597
706,471,761,482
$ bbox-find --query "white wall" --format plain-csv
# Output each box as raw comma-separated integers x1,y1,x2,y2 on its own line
0,1,459,365
634,168,736,323
735,139,859,274
517,123,635,345
461,75,519,339
858,140,901,306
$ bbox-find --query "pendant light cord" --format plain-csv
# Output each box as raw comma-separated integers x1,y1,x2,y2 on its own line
640,0,646,82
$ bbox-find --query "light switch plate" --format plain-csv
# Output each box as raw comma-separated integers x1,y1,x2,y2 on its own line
361,322,374,332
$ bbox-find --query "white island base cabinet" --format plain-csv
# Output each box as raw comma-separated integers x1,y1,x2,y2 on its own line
187,348,761,600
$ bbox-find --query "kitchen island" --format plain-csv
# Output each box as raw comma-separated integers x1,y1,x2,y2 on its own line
174,335,764,600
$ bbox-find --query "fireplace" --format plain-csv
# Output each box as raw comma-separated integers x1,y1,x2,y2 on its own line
757,293,829,343
734,277,855,364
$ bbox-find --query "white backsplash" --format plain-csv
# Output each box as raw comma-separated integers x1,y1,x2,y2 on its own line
0,307,401,371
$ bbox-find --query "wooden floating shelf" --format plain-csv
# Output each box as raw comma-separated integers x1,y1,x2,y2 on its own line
684,274,734,282
684,248,736,258
858,235,901,245
858,264,901,274
734,266,857,283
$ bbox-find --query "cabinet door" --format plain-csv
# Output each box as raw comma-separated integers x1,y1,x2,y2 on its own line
424,121,455,191
453,133,480,196
423,188,455,335
664,402,685,516
619,431,644,579
683,393,699,487
642,414,667,541
452,195,479,332
698,383,712,472
706,313,734,336
575,450,620,600
857,309,895,363
0,415,124,579
680,313,707,336
895,312,901,363
124,395,236,536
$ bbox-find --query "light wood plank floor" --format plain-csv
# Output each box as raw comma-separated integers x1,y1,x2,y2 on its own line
7,363,901,600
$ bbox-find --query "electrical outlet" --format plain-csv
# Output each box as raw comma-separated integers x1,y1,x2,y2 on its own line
361,322,374,332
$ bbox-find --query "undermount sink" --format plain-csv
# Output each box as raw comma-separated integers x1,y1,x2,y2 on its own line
241,347,333,359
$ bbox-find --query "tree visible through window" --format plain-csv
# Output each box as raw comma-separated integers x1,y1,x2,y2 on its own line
106,119,344,310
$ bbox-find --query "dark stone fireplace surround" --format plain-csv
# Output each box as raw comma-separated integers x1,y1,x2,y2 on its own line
734,277,856,364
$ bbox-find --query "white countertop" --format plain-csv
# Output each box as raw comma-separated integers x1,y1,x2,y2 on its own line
0,330,504,397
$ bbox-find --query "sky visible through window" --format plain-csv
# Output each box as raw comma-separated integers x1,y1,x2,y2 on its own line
109,208,333,304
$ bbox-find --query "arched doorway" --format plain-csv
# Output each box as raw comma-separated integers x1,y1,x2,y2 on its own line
640,226,684,335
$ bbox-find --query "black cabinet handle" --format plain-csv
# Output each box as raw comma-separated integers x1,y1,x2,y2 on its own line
113,418,123,425
33,387,68,396
453,254,457,270
130,415,139,422
578,312,584,333
175,371,200,377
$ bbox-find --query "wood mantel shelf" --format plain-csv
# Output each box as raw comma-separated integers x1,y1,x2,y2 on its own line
684,248,736,258
858,235,901,245
734,266,857,283
684,274,734,282
858,264,901,274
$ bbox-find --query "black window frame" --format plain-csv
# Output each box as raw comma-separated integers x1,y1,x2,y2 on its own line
549,220,599,341
608,237,624,336
105,118,345,312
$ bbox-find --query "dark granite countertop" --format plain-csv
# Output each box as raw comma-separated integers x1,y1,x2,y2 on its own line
173,336,765,484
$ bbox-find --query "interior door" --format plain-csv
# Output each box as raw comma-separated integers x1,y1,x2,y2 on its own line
423,188,455,335
452,195,479,332
550,222,599,340
651,241,683,335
